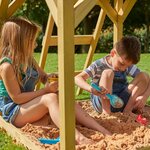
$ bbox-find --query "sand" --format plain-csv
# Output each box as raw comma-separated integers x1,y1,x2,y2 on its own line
21,101,150,150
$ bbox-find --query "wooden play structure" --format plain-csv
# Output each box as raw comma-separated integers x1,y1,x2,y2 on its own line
0,0,137,149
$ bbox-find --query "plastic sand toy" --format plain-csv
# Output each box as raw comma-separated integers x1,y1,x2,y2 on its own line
91,83,124,108
39,137,60,144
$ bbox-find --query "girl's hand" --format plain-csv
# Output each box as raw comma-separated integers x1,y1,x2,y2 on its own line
40,74,48,84
41,73,58,84
45,81,58,93
47,73,58,83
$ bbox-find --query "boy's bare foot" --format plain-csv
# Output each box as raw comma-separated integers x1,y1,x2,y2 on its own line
102,110,111,115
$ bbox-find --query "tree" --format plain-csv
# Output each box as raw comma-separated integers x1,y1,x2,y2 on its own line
14,0,49,52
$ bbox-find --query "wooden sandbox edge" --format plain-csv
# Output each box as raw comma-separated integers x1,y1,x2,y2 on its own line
0,116,43,150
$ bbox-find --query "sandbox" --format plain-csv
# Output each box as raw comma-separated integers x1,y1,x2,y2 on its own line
19,101,150,150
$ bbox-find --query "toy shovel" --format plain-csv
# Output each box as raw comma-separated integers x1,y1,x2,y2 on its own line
91,83,124,108
39,137,60,144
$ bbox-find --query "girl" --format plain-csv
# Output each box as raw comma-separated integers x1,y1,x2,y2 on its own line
0,17,111,145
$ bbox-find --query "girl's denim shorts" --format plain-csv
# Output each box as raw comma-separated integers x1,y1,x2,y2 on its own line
0,67,38,124
0,96,20,124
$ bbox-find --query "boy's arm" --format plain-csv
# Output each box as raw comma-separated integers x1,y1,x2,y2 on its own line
75,71,107,97
75,71,92,93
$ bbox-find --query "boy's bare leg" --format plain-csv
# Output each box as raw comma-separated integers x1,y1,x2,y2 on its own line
99,69,114,114
124,72,150,113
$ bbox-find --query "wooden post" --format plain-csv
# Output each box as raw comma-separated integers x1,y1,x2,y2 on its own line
113,0,123,44
58,0,75,150
74,0,96,28
113,0,137,44
7,0,25,17
0,0,9,27
35,14,54,90
76,9,106,95
0,0,9,19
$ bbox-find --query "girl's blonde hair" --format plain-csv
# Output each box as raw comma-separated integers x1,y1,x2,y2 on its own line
0,17,40,86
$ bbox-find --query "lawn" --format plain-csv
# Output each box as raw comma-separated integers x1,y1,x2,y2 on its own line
0,128,26,150
34,53,150,102
0,53,150,149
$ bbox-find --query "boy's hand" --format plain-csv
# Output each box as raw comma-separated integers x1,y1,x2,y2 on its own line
134,95,145,110
91,86,108,100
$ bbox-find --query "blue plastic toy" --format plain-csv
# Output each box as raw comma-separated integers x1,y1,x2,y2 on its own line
91,83,124,108
39,137,60,144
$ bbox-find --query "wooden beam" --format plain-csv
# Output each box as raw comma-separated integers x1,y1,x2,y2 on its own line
39,14,54,69
84,9,106,74
74,0,96,28
58,0,75,149
76,8,106,95
97,0,117,24
114,0,123,16
7,0,25,17
75,70,82,75
47,35,93,46
71,35,93,45
45,0,58,26
0,0,9,19
113,0,123,44
35,14,54,90
46,70,82,76
121,0,137,22
0,117,43,150
74,0,78,5
113,21,123,43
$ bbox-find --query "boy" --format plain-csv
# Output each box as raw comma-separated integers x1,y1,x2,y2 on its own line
75,36,150,114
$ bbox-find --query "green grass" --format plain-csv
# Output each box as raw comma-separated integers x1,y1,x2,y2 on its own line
0,128,26,150
34,53,150,102
34,53,150,75
0,53,150,149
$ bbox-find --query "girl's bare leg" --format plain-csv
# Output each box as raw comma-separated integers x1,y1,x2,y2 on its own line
13,93,95,144
75,103,111,135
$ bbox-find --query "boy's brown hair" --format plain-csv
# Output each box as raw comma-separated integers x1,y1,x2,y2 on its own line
114,36,141,64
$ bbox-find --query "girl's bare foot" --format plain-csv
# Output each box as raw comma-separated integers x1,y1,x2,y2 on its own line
76,135,94,145
75,129,94,145
102,129,112,136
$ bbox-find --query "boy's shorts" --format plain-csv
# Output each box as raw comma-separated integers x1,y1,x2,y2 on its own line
91,87,131,113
